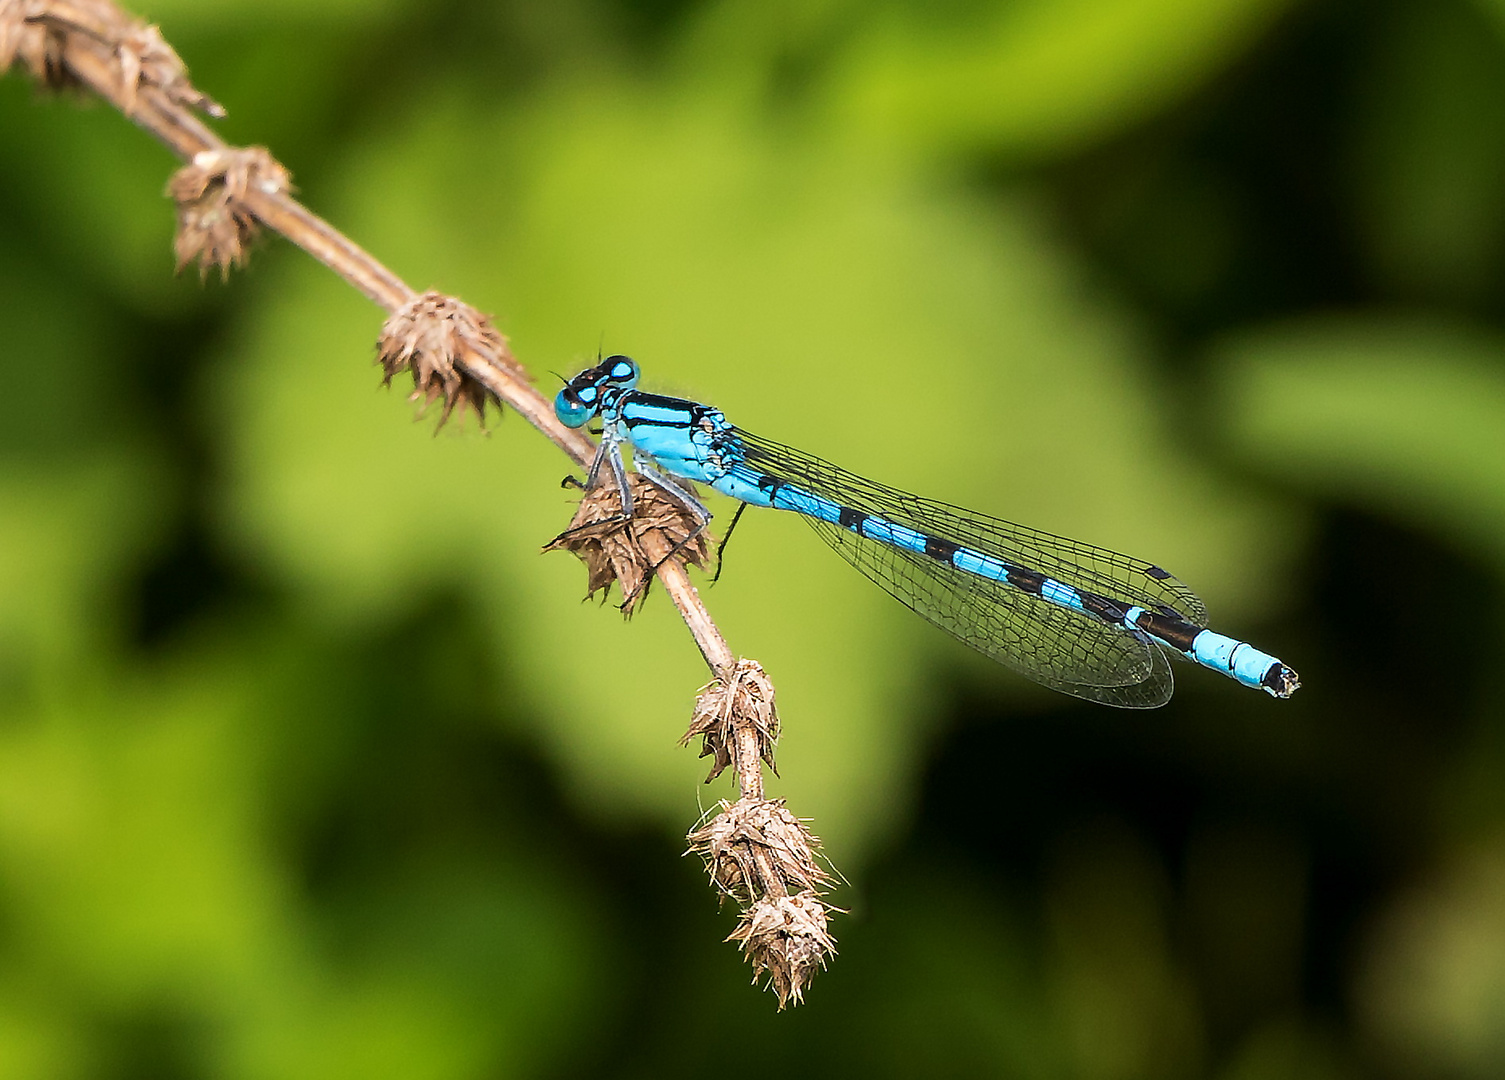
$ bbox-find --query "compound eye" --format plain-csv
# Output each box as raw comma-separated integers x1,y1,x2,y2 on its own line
604,355,639,388
554,387,592,428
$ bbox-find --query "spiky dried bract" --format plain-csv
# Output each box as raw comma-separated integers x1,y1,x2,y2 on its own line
729,891,837,1010
113,17,223,117
686,797,831,905
2,0,223,109
168,147,289,280
1,1,70,87
377,291,517,430
544,474,710,615
682,659,779,782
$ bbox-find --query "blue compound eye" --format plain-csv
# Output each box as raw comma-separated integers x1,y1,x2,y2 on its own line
554,387,593,428
603,355,639,388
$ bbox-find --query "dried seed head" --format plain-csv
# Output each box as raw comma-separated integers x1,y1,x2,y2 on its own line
688,800,839,1006
114,18,222,117
2,1,223,109
684,747,839,1005
686,797,831,905
168,147,289,280
1,1,71,88
728,891,837,1009
682,659,779,783
543,473,710,615
376,291,516,430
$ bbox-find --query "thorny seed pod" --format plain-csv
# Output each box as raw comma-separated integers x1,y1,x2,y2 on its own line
544,473,710,616
168,147,288,280
2,0,224,108
729,891,837,1010
1,0,72,88
687,798,836,1006
376,291,515,430
113,18,222,117
686,797,832,905
682,659,779,783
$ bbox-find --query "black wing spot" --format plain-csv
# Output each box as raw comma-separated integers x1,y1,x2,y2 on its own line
1144,565,1172,580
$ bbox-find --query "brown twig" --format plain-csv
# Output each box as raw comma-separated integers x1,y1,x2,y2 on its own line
680,661,839,1006
2,0,834,1004
3,0,736,672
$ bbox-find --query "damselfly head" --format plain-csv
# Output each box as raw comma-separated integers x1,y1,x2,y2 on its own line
556,355,641,427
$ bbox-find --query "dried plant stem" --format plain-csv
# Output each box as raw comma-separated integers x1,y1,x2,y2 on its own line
636,531,737,679
10,0,734,678
733,723,767,801
6,0,835,1004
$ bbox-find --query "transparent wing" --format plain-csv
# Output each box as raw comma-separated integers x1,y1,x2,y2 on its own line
734,429,1200,708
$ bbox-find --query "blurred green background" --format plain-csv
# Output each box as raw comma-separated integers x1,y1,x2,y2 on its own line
3,0,1505,1075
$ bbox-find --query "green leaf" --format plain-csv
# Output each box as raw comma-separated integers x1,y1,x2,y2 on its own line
1213,315,1505,566
825,0,1294,160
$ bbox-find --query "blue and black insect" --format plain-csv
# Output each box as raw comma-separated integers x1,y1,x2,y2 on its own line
555,355,1300,709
